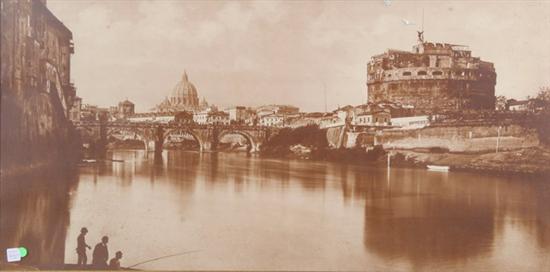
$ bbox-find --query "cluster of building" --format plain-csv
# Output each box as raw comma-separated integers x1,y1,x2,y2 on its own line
68,71,302,127
69,33,505,131
283,102,429,130
69,97,135,122
125,104,300,127
69,68,431,130
505,98,547,113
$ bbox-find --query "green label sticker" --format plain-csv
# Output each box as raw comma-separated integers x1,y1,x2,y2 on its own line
18,247,27,257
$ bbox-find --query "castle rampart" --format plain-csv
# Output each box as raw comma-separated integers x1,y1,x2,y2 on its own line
367,41,496,112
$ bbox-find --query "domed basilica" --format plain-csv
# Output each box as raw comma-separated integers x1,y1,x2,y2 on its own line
155,71,208,112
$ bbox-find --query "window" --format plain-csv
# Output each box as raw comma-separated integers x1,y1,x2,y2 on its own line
402,71,412,76
432,71,443,76
417,71,427,76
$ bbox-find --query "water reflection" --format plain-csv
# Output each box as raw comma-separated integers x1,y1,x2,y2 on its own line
69,151,550,270
0,168,78,266
363,170,496,269
2,150,549,270
360,168,550,270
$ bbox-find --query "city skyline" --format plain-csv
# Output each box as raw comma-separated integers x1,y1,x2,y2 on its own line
48,0,550,112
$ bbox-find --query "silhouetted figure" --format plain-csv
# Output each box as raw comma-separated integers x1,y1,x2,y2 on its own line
109,251,123,270
92,236,109,269
76,227,92,267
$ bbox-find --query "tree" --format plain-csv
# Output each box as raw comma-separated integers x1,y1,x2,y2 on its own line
535,86,550,112
495,95,507,111
537,86,550,101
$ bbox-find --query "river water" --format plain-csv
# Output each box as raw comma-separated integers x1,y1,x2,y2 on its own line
1,150,549,271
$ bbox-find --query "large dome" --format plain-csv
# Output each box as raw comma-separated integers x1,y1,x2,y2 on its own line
155,71,205,112
170,71,197,98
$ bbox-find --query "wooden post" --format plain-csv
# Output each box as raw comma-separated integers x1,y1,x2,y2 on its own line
387,151,391,170
154,125,164,159
386,151,391,187
496,126,501,153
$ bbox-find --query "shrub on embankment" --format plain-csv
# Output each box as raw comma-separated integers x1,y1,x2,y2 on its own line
260,125,387,162
261,125,328,157
530,113,550,146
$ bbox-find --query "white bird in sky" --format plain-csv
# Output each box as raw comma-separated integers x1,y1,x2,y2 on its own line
401,19,416,26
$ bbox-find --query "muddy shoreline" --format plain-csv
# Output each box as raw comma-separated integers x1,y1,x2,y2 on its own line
260,146,550,178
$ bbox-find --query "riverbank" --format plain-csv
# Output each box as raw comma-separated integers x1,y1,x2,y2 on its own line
259,125,550,177
263,145,550,177
0,263,39,270
389,146,550,177
0,263,138,271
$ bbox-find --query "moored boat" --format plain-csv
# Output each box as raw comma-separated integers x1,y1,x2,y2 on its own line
427,165,450,172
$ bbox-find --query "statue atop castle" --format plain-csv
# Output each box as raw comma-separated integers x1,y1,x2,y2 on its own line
155,71,207,113
417,30,424,43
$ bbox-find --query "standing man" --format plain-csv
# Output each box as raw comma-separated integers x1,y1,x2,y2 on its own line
76,227,92,267
92,236,109,268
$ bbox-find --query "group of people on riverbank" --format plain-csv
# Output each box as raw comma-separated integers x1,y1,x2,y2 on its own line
77,227,123,270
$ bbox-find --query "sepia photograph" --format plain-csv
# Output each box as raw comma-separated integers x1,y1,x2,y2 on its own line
1,0,549,271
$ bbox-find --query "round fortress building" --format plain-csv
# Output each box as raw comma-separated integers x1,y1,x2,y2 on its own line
367,35,496,112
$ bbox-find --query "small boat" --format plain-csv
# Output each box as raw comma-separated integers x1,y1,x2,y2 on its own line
106,159,125,162
427,165,450,172
81,159,97,163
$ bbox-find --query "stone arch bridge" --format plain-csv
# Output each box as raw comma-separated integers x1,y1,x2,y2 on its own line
74,121,278,154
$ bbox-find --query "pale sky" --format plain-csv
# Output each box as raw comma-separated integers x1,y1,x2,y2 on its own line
48,0,550,112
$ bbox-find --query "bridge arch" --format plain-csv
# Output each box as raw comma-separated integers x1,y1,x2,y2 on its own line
163,128,206,151
218,129,260,153
106,127,147,141
75,126,96,141
105,127,148,149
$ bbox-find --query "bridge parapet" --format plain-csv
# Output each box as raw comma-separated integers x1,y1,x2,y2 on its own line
74,121,278,153
73,121,273,130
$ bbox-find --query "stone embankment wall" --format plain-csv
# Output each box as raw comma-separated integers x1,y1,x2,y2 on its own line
1,92,80,176
372,124,539,153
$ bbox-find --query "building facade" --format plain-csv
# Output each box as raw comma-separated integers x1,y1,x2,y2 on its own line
207,111,230,125
1,0,81,175
117,99,135,119
390,115,430,129
1,0,77,116
193,106,216,124
260,114,286,127
69,96,82,121
352,110,391,127
367,37,496,112
174,111,194,124
256,104,300,117
225,106,247,124
127,112,175,123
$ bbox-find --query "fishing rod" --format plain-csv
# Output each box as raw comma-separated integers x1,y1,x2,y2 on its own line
126,249,201,269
